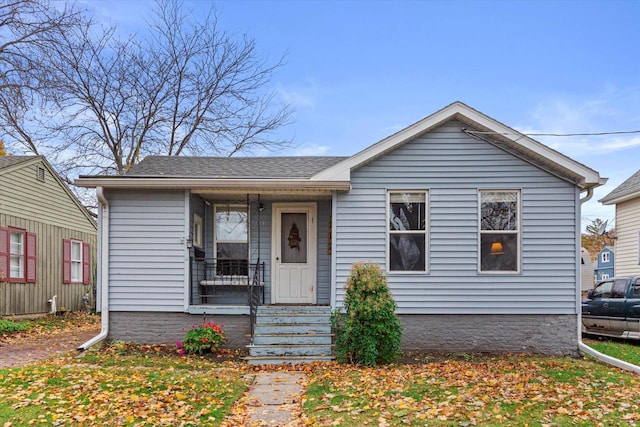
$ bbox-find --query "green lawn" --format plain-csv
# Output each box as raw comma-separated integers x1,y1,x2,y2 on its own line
304,355,640,426
0,312,99,341
0,343,250,426
583,337,640,366
1,334,639,426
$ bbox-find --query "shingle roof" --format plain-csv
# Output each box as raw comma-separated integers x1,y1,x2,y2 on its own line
126,156,349,179
599,169,640,204
0,155,38,170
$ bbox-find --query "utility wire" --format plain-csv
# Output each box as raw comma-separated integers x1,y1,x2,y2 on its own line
465,130,640,137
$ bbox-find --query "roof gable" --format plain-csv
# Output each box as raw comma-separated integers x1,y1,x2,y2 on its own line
311,101,603,189
1,156,96,229
599,169,640,205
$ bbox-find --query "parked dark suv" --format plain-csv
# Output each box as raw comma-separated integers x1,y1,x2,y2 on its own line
582,276,640,338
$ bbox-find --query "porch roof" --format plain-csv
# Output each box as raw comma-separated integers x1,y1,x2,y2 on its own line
75,156,351,191
126,156,348,178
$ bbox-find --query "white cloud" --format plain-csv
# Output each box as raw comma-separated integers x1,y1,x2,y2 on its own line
289,143,331,156
276,79,321,109
515,87,640,157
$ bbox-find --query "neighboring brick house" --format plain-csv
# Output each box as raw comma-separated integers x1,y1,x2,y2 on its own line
0,156,97,315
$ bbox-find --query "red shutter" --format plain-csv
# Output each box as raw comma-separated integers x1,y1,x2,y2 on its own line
26,232,37,283
0,227,8,281
82,242,91,285
63,239,71,284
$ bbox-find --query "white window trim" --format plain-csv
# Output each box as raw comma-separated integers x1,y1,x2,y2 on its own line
386,190,429,274
213,204,249,267
601,252,610,263
193,214,203,248
70,239,83,283
478,189,521,274
9,230,25,280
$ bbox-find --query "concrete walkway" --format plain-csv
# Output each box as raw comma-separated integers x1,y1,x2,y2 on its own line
246,371,307,426
0,329,99,369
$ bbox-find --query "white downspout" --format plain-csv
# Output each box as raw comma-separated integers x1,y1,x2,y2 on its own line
577,187,640,374
78,186,110,351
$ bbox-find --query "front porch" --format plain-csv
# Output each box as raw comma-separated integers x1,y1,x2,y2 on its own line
185,193,334,363
187,193,333,310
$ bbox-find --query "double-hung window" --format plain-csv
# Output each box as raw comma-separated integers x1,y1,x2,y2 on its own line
70,240,83,282
0,227,36,283
480,190,519,272
388,191,427,272
63,239,90,284
214,205,248,276
10,231,25,280
601,252,610,263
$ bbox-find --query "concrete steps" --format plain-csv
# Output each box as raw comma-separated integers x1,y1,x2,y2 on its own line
246,305,334,365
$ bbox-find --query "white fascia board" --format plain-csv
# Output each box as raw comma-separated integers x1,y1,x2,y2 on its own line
457,106,602,187
74,177,351,191
600,190,640,205
311,101,601,187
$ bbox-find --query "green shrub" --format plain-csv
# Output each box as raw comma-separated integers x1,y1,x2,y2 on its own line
177,322,225,355
333,262,402,366
0,318,29,335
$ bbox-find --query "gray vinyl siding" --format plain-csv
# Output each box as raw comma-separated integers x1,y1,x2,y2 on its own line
334,120,578,315
613,198,640,276
107,190,186,312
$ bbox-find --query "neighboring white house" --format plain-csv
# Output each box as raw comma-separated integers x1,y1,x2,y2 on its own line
76,102,604,357
580,247,595,292
600,169,640,277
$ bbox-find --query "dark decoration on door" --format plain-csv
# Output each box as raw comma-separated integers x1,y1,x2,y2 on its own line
288,222,301,250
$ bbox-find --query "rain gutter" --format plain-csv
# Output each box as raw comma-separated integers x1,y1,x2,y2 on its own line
78,186,110,351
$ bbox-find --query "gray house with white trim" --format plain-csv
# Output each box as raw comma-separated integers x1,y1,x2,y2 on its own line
76,102,604,357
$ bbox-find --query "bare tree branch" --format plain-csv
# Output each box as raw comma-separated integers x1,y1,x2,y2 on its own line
1,0,293,191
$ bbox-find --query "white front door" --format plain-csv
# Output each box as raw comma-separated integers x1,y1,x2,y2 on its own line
272,203,317,304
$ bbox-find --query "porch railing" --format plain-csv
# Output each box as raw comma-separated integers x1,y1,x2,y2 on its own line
190,257,264,305
249,257,262,342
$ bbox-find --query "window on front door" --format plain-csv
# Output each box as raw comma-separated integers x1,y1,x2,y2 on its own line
214,205,248,275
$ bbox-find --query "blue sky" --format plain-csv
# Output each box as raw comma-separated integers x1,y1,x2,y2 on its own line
89,0,640,231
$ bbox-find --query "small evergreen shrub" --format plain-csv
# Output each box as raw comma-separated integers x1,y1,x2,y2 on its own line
333,262,402,366
177,322,225,355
